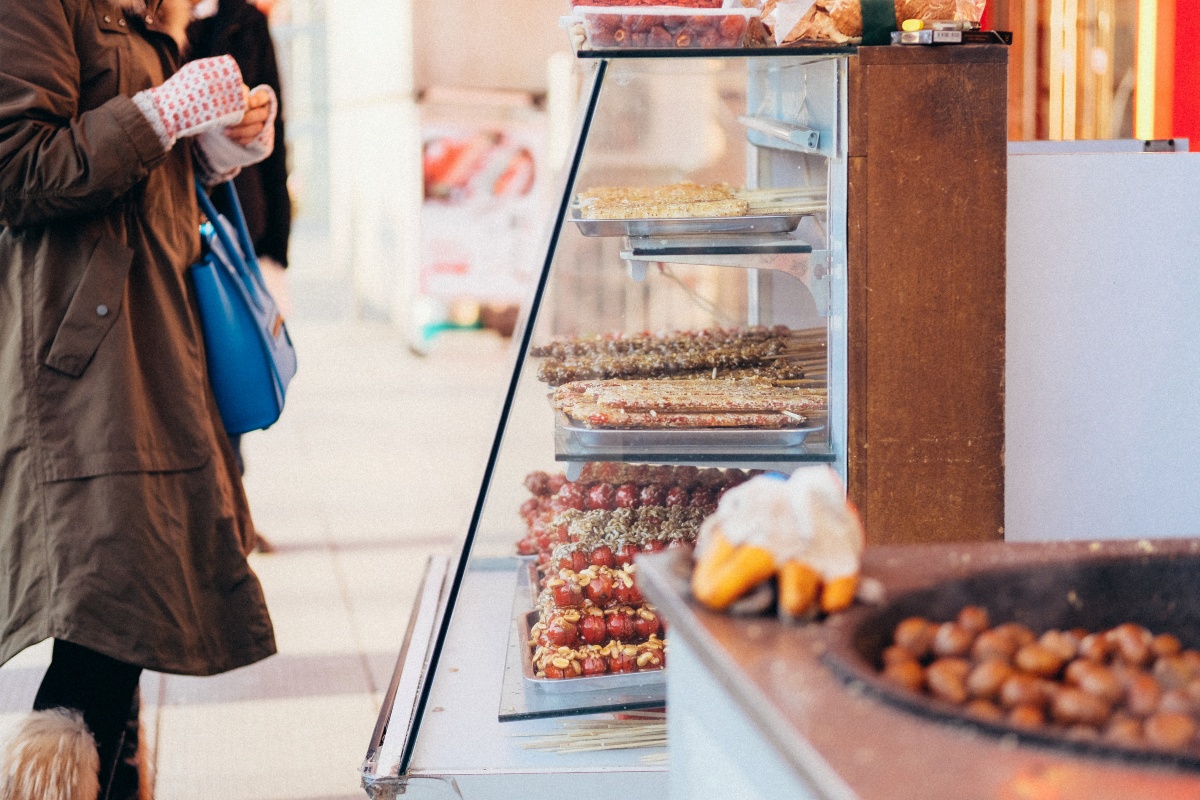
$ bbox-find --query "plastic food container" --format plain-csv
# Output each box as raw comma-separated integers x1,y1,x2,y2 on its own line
574,6,759,49
571,0,723,6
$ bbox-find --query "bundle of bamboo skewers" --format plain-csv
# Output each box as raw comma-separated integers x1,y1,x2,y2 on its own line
517,711,667,755
734,185,827,216
540,328,828,431
535,326,827,390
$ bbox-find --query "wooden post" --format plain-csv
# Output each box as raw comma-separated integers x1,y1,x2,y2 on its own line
846,46,1008,545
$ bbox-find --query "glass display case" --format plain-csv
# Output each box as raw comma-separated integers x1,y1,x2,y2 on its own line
361,44,1008,799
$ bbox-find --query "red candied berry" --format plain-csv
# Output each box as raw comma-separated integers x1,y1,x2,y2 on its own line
552,582,583,609
545,618,578,647
523,471,552,497
606,610,636,641
586,483,616,511
556,482,586,510
547,474,568,494
614,484,639,509
519,497,541,521
634,609,661,640
571,550,589,573
639,483,666,507
614,543,637,568
581,652,609,676
665,486,689,507
639,648,665,670
516,537,538,556
590,544,615,569
610,648,638,673
585,572,615,606
689,488,715,509
580,613,608,644
615,575,644,605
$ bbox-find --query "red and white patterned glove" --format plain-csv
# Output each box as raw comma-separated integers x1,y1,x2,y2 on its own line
132,56,247,150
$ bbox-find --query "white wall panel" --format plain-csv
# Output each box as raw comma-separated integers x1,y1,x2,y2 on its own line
1006,152,1200,541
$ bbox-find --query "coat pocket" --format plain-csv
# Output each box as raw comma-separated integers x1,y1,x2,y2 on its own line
44,237,133,378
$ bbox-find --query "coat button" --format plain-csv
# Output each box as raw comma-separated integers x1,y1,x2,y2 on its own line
118,18,126,26
103,14,111,21
145,15,153,24
96,305,109,317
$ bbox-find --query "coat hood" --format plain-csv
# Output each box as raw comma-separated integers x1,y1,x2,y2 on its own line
107,0,192,47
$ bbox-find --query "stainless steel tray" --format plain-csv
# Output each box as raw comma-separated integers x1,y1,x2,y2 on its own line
518,610,666,694
560,416,823,449
570,209,808,237
513,561,667,695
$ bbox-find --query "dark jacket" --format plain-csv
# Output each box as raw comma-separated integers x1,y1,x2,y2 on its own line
0,0,276,675
187,0,291,266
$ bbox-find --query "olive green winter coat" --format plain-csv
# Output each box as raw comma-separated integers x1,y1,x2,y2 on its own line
0,0,276,675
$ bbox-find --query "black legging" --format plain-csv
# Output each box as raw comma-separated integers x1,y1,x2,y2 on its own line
33,640,143,800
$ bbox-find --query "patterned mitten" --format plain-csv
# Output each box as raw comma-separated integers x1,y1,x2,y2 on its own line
132,56,246,150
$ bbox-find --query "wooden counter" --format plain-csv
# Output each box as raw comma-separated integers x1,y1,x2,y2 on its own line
637,540,1200,800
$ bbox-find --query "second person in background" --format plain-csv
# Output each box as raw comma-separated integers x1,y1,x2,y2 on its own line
188,0,293,552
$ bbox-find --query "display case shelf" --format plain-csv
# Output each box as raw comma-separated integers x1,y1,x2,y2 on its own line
620,234,821,275
623,232,813,258
555,422,836,480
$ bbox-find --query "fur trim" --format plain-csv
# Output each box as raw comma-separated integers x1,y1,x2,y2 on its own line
106,0,192,49
0,710,100,800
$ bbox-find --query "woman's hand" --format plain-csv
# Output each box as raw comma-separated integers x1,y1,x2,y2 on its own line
224,85,272,146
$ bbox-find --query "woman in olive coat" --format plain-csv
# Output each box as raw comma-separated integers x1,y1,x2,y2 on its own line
0,0,277,796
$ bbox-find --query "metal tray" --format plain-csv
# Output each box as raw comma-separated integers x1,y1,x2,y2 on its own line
512,560,667,695
517,610,667,694
569,208,808,238
560,416,823,449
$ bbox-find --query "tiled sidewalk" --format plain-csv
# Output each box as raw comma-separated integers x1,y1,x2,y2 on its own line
0,322,514,799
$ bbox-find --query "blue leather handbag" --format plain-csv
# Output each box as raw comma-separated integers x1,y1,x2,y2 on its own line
191,179,297,434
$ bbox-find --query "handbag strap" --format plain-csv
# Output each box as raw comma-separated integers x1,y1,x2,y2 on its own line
194,178,265,287
218,181,265,282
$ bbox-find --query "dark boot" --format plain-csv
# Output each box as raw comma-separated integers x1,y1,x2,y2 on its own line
101,690,143,800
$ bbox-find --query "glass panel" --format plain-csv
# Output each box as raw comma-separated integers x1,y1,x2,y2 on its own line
401,53,847,777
